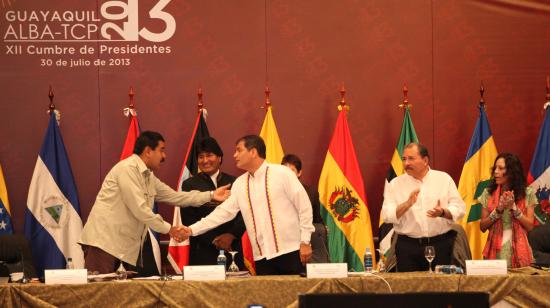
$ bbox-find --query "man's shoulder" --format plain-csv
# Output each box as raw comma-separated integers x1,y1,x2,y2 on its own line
267,163,294,176
428,169,453,180
219,172,237,183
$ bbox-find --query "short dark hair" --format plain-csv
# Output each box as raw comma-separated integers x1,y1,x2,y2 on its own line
197,137,223,158
405,142,430,160
133,131,165,155
281,154,302,172
236,135,266,159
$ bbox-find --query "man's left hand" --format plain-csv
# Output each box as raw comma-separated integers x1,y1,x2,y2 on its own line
212,233,236,251
300,243,312,265
427,200,445,218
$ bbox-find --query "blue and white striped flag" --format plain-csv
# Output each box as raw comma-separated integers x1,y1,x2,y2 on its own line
24,112,84,275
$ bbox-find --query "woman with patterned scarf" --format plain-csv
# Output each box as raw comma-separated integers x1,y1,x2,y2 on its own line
480,153,536,268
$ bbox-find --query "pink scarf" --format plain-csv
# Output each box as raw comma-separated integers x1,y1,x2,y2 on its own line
482,185,532,268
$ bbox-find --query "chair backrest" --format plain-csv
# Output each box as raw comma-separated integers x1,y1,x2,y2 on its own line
0,234,38,278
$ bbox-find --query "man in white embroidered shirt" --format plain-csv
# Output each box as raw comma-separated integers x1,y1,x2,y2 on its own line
185,135,315,275
381,142,465,272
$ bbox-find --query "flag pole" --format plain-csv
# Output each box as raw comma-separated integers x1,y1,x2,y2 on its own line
338,83,349,111
48,85,55,113
399,83,412,110
479,81,486,108
264,84,271,109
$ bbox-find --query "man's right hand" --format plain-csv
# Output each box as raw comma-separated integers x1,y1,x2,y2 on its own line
396,189,420,219
169,225,192,242
407,189,420,207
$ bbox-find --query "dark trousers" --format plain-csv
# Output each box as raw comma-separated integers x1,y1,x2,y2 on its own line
83,245,138,275
395,230,456,272
255,250,304,275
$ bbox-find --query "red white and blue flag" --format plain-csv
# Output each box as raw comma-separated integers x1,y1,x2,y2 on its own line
527,104,550,225
167,109,210,273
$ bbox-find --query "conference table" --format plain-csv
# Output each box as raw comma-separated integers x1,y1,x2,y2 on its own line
1,268,549,307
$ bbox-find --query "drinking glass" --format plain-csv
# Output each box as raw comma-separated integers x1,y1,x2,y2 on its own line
424,246,435,273
228,251,240,272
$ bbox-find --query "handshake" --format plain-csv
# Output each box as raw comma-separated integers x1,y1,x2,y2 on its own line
169,225,192,242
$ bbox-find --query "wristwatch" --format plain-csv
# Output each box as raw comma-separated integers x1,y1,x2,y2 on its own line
209,190,214,200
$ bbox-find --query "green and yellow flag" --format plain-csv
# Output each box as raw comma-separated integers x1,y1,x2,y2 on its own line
259,105,284,164
379,106,418,254
319,107,375,271
458,105,498,259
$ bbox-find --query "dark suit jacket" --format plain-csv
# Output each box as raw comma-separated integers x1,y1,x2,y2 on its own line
181,172,245,267
303,184,323,224
529,224,550,265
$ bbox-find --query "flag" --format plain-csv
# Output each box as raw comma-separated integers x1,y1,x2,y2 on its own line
458,105,498,259
259,105,285,164
244,104,287,274
527,104,550,225
379,106,419,255
24,112,84,275
119,112,162,275
0,163,13,234
167,109,210,274
318,107,375,271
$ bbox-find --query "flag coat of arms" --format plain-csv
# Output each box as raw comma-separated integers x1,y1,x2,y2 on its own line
458,106,498,259
167,109,210,273
527,103,550,225
25,112,84,275
318,107,375,271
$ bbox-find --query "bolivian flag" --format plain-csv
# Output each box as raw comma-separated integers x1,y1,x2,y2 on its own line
458,105,498,259
319,108,375,271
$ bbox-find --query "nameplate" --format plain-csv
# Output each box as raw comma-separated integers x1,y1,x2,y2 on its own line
45,269,88,284
307,263,348,278
183,265,226,281
466,260,507,276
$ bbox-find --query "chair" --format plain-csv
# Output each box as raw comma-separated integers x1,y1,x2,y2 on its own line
0,234,38,278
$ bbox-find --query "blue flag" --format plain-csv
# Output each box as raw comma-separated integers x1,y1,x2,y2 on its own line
528,105,550,225
24,112,84,276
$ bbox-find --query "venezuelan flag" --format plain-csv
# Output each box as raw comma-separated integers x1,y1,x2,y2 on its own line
319,108,375,271
0,163,13,234
458,105,498,259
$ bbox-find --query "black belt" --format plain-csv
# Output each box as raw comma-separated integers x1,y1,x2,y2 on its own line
398,230,455,245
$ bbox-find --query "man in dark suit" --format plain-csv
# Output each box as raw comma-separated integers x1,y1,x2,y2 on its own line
528,223,550,265
181,137,245,268
282,154,329,263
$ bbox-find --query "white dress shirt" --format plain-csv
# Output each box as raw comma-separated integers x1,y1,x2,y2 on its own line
381,169,465,238
190,162,315,261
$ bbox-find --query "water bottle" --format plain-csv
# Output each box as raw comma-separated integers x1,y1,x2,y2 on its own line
364,247,373,273
116,262,127,280
66,257,74,269
217,250,227,269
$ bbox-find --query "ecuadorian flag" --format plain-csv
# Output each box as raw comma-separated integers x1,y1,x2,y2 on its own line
319,107,375,271
259,105,284,164
458,105,498,259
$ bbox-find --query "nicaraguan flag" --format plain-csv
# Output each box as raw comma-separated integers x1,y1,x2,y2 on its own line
24,112,84,276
